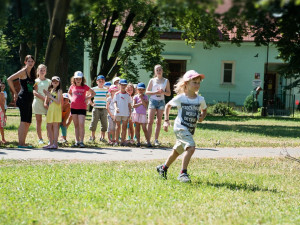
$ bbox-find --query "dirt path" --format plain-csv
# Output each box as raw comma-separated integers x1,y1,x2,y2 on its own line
0,146,299,162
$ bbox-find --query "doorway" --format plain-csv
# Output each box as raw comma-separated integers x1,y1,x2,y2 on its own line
165,60,186,100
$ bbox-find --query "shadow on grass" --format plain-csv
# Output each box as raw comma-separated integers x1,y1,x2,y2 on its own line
4,125,18,130
197,181,278,193
198,123,300,138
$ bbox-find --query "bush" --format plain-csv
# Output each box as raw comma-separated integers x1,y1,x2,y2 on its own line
244,94,259,112
212,102,237,116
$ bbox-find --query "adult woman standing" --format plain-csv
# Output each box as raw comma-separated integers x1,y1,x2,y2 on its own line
7,55,37,148
32,64,51,144
146,64,171,146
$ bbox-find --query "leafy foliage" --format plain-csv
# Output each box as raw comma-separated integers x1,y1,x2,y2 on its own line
223,0,300,78
212,102,237,116
244,93,259,112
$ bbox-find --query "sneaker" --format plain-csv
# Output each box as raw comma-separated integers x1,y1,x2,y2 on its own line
113,141,119,146
89,137,95,142
72,142,79,148
177,173,191,183
154,139,160,146
136,142,141,147
38,139,44,144
120,142,127,147
99,138,106,142
79,142,85,148
147,143,153,148
156,165,167,179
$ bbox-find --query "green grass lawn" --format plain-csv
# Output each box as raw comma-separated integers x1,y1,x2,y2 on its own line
0,158,299,224
2,108,300,148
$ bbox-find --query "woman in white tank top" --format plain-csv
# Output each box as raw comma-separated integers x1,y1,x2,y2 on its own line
146,65,171,146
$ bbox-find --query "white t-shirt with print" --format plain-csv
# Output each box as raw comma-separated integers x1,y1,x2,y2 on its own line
113,92,132,117
169,94,207,135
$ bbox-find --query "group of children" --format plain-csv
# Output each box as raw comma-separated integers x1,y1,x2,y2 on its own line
3,62,208,183
90,75,152,147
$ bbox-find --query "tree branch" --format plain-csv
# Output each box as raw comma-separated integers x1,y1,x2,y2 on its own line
101,11,119,67
100,11,136,76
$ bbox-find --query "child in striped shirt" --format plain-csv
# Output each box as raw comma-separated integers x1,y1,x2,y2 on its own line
89,75,108,142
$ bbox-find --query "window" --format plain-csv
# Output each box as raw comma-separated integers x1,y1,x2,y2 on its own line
221,61,235,84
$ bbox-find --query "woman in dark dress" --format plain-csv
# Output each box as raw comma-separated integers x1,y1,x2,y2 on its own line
7,55,37,148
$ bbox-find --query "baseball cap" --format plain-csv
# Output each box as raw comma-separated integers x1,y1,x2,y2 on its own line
74,71,84,78
62,93,69,99
108,85,119,93
137,83,146,89
104,82,111,87
52,76,60,81
97,75,105,81
119,79,128,85
183,70,205,81
112,77,120,84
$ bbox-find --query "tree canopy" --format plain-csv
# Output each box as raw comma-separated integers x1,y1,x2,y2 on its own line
1,0,300,88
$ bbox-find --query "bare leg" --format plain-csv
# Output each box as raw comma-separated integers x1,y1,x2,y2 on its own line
147,108,156,143
47,123,54,145
165,149,180,167
181,147,196,170
155,109,164,140
78,115,86,142
18,122,30,146
135,123,140,143
101,131,105,140
35,114,43,140
72,115,79,143
141,123,149,143
128,119,134,140
121,119,128,143
0,127,6,143
53,123,59,146
115,121,121,143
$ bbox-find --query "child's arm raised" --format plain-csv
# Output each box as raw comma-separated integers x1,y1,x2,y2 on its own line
140,95,148,108
43,89,62,104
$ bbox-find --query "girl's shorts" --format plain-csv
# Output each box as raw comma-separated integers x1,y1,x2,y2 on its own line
131,112,147,124
173,130,195,155
148,98,165,110
71,108,87,116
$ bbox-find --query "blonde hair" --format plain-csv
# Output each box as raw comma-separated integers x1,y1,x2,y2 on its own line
174,77,187,95
174,77,202,95
37,64,47,77
153,64,162,78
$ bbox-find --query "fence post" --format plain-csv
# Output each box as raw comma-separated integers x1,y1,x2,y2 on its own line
292,94,295,117
228,91,230,108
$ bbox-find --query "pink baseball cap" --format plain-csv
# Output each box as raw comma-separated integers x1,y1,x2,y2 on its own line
183,70,205,81
108,85,119,93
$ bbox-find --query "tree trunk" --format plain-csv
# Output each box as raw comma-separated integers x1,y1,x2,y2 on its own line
16,0,28,65
89,17,109,83
99,12,136,77
57,37,69,91
44,0,71,77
